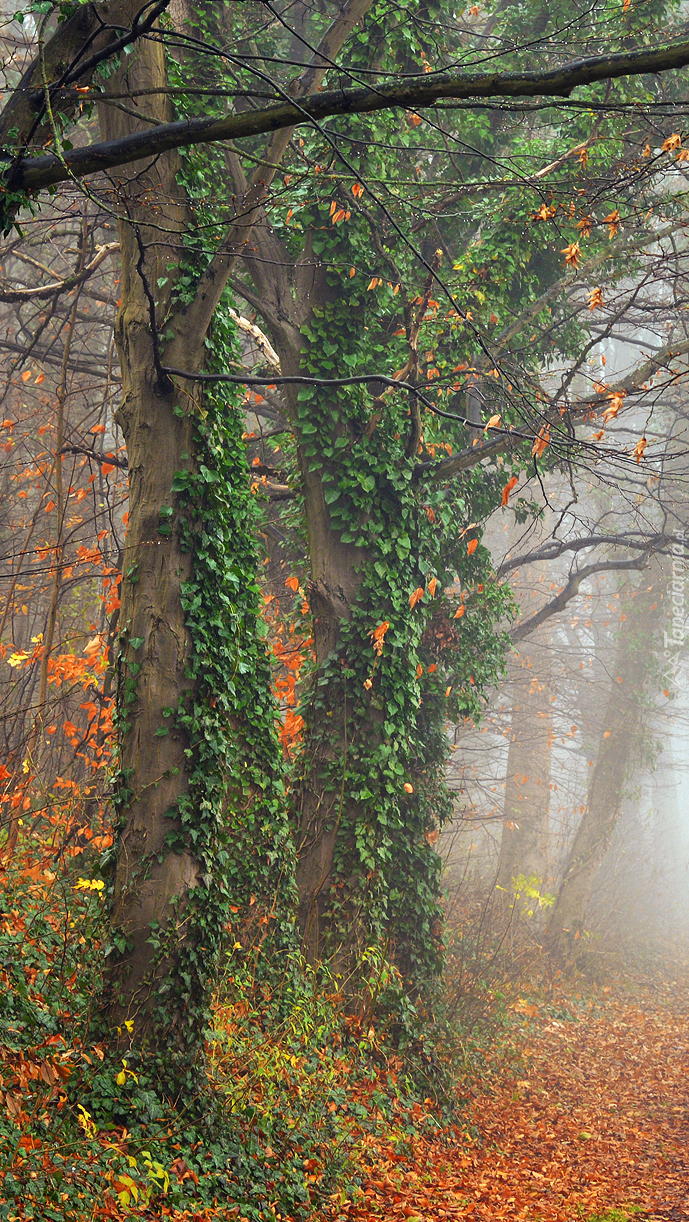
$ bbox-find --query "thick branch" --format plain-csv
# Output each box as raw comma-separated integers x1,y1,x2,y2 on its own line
229,308,280,370
59,443,128,469
8,37,689,193
180,0,374,348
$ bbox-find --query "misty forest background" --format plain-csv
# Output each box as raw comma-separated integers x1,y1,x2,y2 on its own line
1,0,689,1220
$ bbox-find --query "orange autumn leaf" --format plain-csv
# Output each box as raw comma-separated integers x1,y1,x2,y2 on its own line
501,476,518,507
454,605,466,618
633,436,647,463
662,132,682,152
588,286,604,311
602,389,625,422
369,621,390,656
285,576,300,592
427,576,438,597
21,369,32,382
101,463,115,476
561,241,581,268
467,538,478,555
532,203,556,222
532,426,550,459
409,587,425,609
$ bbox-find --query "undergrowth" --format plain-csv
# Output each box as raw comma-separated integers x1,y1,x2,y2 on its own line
0,850,452,1222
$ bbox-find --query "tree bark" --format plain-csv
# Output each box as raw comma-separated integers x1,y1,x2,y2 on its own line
546,573,663,963
496,641,553,896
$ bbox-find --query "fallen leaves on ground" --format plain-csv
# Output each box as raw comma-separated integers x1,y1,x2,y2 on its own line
325,976,689,1221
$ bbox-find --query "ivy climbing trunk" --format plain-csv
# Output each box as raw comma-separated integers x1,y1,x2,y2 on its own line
96,32,208,1050
288,378,373,963
91,17,295,1086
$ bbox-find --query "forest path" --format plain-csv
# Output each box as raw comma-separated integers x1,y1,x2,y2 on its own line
332,973,689,1221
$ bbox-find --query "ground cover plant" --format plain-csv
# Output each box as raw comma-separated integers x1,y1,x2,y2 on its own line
2,840,689,1222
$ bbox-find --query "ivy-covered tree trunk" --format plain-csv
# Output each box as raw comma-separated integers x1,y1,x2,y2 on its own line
546,575,663,963
232,168,510,990
89,22,295,1085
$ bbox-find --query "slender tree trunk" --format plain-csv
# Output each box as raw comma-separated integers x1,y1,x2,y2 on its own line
546,573,663,962
496,639,553,895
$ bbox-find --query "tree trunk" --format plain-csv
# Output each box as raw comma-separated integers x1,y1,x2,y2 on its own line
93,19,294,1086
496,640,553,896
546,573,663,963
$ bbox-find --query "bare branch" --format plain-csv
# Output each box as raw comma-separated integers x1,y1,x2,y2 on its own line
510,556,652,642
9,37,689,195
0,242,118,303
497,532,681,576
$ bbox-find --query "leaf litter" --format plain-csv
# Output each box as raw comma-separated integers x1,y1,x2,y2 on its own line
323,974,689,1222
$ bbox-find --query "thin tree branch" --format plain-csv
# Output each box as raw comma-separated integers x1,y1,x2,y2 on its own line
498,532,680,576
0,242,118,302
510,556,652,642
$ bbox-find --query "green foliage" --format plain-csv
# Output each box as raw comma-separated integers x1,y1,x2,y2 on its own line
287,252,512,986
0,863,441,1222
